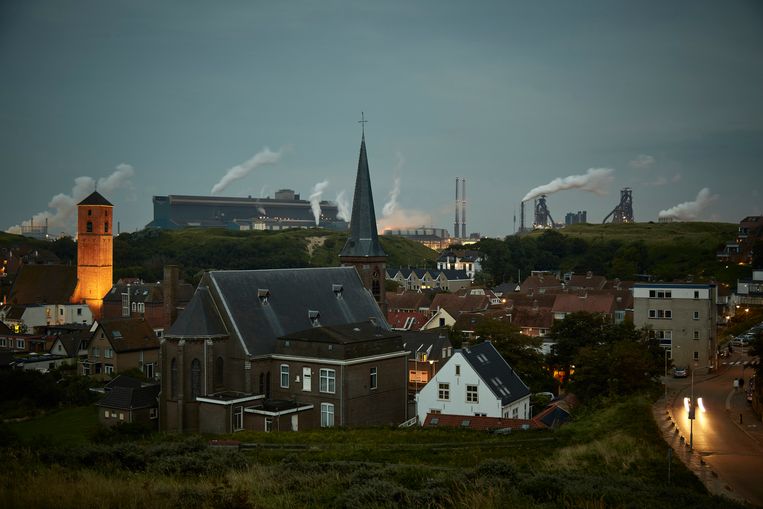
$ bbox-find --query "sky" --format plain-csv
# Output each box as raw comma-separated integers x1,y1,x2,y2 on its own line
2,0,762,238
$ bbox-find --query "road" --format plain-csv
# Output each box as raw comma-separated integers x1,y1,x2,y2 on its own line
666,346,763,506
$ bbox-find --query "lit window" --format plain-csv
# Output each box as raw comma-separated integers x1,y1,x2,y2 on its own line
438,383,450,400
319,368,335,393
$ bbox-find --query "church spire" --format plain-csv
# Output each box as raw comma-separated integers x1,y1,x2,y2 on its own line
340,116,386,258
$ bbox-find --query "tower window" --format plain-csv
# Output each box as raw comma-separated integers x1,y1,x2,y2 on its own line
88,209,92,216
105,222,109,233
86,221,93,233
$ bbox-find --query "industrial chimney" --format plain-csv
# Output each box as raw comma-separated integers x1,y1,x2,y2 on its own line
454,177,460,238
461,178,466,239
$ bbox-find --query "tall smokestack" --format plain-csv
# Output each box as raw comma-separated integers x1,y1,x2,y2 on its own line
461,178,466,239
454,177,460,238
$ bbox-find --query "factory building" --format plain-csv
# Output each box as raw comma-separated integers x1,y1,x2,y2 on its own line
146,190,348,231
565,211,587,225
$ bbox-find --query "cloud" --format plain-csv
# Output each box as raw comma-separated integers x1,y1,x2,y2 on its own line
6,164,135,236
658,187,718,221
629,154,656,169
522,168,615,202
211,147,283,195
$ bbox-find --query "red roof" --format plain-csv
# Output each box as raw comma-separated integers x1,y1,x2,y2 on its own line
386,311,429,331
386,291,434,312
552,293,615,315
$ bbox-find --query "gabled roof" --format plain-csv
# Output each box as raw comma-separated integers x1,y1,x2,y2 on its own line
96,384,159,410
1,305,26,320
78,191,112,206
97,318,159,353
399,329,452,361
565,273,607,290
437,269,470,281
430,289,490,318
0,321,11,334
387,310,429,331
511,306,554,330
166,286,228,339
461,341,530,406
9,265,78,305
169,267,388,357
552,293,615,315
50,331,87,357
386,291,433,312
339,134,386,258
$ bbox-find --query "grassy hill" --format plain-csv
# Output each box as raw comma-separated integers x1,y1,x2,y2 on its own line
536,221,737,246
114,227,437,283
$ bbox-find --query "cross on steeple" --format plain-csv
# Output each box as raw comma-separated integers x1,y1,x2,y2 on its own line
358,112,368,137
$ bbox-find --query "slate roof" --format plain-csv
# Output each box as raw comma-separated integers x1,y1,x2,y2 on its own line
97,318,159,353
386,291,433,312
105,374,144,390
103,280,195,305
78,191,113,206
165,285,227,339
50,331,87,357
399,329,452,361
277,322,403,360
168,267,388,357
9,265,78,305
386,310,429,331
339,134,386,258
280,321,397,345
1,305,26,320
461,341,530,406
96,384,159,410
437,269,470,280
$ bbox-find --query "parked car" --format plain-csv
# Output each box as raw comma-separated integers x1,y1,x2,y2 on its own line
731,336,750,347
673,366,688,378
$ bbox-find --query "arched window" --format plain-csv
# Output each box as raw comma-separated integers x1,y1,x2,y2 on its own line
86,221,93,233
170,358,178,398
191,359,201,398
215,356,224,387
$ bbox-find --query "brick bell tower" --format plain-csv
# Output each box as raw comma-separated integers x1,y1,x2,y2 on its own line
76,190,114,320
339,115,387,312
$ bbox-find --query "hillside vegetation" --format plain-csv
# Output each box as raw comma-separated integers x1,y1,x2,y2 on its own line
475,221,745,286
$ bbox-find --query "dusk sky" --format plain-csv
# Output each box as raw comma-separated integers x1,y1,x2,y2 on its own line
2,1,762,238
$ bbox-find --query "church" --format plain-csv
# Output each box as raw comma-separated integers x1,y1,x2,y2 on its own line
160,128,408,433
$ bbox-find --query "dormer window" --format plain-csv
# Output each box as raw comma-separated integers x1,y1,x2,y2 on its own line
309,310,320,327
257,289,270,304
332,284,344,299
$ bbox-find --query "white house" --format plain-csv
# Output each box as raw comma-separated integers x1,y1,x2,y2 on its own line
415,341,531,424
0,303,92,332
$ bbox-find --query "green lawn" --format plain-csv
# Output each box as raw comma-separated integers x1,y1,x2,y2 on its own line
8,406,99,445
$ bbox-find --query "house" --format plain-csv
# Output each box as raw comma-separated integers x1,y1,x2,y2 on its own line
101,266,194,332
737,269,763,307
0,303,92,334
386,268,471,292
49,328,90,366
436,249,482,279
433,269,471,292
82,318,160,380
633,283,717,372
416,341,531,425
96,375,160,428
400,330,453,396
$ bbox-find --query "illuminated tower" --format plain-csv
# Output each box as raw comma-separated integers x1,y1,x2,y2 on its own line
76,191,113,320
339,118,387,312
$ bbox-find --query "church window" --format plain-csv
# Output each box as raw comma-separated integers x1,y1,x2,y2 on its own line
170,358,178,398
191,359,201,398
86,221,93,233
215,357,224,387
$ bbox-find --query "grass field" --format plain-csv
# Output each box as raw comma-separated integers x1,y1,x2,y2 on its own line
545,221,737,246
7,406,99,445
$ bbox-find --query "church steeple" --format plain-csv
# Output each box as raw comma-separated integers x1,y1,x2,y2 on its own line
340,115,387,310
340,121,386,259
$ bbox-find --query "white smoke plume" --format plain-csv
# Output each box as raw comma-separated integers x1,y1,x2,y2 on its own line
522,168,615,202
382,153,404,217
335,190,350,222
658,188,717,221
6,164,135,235
309,180,329,226
211,147,282,195
257,207,266,216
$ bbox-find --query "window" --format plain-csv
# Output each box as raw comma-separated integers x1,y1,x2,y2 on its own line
693,331,700,340
280,364,290,388
319,368,335,393
121,294,129,317
234,406,243,431
191,359,201,398
466,385,478,403
119,412,125,421
91,347,100,358
694,291,699,299
265,418,273,432
104,410,109,418
693,351,699,361
138,302,144,313
86,221,93,233
59,308,64,316
693,311,700,320
131,302,137,312
512,408,519,418
77,308,82,316
320,403,335,427
170,358,178,398
104,365,114,375
16,339,25,349
369,367,377,390
438,383,450,400
149,408,158,420
104,221,109,233
104,348,113,359
88,209,92,216
455,365,461,376
649,290,656,298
